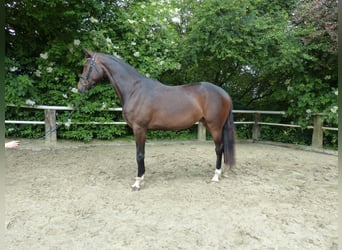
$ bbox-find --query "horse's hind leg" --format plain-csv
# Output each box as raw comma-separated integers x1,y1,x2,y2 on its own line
212,141,223,182
207,126,224,182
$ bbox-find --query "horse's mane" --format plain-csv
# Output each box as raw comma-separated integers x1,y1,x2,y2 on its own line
104,54,146,79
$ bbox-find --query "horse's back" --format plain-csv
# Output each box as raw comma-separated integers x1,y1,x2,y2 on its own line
156,81,232,118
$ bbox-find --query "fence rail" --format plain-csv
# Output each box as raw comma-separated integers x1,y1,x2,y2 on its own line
5,104,337,148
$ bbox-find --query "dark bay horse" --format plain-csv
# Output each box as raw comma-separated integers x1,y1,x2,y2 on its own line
78,49,235,190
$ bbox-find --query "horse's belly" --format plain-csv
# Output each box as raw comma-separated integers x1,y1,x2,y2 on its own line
149,120,197,130
148,110,201,130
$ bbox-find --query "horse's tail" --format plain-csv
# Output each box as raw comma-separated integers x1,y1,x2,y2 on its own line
223,105,235,167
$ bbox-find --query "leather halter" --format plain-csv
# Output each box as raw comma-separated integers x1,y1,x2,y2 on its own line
79,53,98,91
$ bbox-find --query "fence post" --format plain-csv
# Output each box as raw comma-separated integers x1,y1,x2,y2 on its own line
197,121,206,141
312,114,323,148
252,113,261,141
44,109,57,144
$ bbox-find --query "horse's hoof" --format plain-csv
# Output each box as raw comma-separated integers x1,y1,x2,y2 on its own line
131,186,140,191
131,175,144,191
211,169,221,182
211,176,220,182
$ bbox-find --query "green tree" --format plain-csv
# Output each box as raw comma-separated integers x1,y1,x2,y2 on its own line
288,0,338,126
169,0,337,127
171,0,303,110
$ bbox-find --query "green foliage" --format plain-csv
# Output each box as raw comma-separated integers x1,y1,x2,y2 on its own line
113,1,181,78
60,125,94,142
259,126,312,145
323,130,338,149
286,76,338,127
148,128,197,141
168,0,309,116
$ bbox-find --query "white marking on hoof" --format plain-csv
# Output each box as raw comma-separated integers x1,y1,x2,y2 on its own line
211,169,222,182
131,175,144,191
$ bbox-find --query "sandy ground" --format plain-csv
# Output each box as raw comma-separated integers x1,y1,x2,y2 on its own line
5,140,338,250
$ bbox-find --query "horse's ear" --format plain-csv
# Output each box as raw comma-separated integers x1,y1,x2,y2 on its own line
83,48,93,58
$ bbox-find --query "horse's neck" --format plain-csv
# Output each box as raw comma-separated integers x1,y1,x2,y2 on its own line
101,56,141,106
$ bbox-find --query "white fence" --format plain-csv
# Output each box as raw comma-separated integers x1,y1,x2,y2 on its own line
5,104,338,148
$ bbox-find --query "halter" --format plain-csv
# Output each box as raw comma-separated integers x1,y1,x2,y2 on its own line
79,53,98,92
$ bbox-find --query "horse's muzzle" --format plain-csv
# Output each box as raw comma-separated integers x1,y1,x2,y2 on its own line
77,81,89,93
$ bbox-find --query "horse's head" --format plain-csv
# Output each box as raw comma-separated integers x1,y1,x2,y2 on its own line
78,49,104,93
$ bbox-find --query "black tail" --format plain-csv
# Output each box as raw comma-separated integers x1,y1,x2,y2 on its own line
223,106,235,167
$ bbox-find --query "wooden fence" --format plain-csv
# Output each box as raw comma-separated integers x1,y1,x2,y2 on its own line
5,105,338,148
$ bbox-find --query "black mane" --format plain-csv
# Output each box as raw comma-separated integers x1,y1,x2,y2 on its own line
106,54,146,79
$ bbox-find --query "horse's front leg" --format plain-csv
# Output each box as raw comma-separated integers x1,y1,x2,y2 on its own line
131,127,146,191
